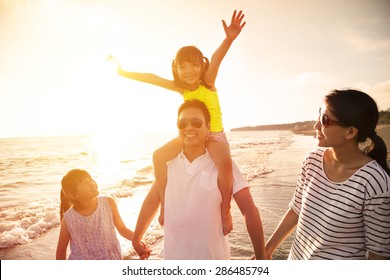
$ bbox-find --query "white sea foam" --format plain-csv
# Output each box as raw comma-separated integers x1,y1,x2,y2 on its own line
0,131,310,257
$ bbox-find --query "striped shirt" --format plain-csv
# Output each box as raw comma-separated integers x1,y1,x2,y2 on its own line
289,148,390,259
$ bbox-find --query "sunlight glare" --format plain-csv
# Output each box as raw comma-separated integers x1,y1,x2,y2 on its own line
91,132,135,185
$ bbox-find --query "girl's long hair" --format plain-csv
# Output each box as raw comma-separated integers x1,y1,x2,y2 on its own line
325,89,390,175
60,169,91,220
172,46,211,90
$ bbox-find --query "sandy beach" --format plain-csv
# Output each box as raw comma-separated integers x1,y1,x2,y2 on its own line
0,132,316,260
1,126,389,260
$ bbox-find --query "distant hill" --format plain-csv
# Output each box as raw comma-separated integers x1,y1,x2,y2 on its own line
231,111,390,134
231,121,317,135
378,110,390,124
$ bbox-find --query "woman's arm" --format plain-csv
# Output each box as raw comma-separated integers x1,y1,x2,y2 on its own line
368,252,390,260
265,208,299,259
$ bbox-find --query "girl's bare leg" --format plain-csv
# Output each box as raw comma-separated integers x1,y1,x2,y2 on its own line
207,141,233,235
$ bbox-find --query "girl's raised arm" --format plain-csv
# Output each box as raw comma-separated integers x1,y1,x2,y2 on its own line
205,10,246,87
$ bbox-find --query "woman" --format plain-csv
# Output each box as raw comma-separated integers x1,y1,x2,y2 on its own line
266,89,390,260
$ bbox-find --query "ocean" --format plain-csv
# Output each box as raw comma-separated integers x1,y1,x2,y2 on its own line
0,130,316,260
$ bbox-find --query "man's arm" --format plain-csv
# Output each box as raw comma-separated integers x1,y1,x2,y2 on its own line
233,187,268,260
132,181,160,259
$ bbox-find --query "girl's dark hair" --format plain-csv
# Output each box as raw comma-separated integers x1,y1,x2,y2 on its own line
60,169,91,220
325,89,389,175
172,46,211,90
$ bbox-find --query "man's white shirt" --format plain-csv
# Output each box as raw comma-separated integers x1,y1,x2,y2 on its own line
163,150,247,260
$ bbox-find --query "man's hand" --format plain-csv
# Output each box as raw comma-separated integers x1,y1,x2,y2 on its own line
132,239,152,260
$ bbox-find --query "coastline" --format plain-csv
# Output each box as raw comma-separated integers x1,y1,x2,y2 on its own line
1,127,388,260
251,133,317,259
293,124,390,162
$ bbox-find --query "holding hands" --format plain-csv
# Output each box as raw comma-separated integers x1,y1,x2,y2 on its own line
132,239,152,260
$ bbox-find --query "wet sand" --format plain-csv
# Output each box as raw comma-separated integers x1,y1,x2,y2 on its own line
2,126,388,260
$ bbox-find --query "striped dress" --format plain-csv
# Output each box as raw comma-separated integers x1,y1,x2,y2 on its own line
289,148,390,259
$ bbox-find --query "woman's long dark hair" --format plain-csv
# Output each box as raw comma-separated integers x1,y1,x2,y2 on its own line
60,169,91,221
172,46,211,90
325,89,390,175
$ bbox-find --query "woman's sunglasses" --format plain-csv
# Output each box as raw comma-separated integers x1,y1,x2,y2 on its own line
319,108,341,128
177,118,204,130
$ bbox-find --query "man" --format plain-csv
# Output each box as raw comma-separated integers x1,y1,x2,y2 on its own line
132,100,267,259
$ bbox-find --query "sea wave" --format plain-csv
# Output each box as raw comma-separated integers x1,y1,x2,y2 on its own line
0,131,293,251
0,203,59,249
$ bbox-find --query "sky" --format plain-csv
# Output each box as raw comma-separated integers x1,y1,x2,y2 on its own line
0,0,389,138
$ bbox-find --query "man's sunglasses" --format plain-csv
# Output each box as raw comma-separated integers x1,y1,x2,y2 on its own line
177,118,204,130
319,108,341,128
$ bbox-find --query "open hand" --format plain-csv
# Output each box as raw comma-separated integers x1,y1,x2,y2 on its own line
106,54,119,65
222,10,246,41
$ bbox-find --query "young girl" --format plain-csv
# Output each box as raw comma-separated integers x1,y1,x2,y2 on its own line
266,89,390,259
56,169,149,260
107,10,245,236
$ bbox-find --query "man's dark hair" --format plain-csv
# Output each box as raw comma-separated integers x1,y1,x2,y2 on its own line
177,100,211,124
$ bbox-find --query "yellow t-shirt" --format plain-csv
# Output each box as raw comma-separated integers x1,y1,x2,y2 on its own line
182,85,223,132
